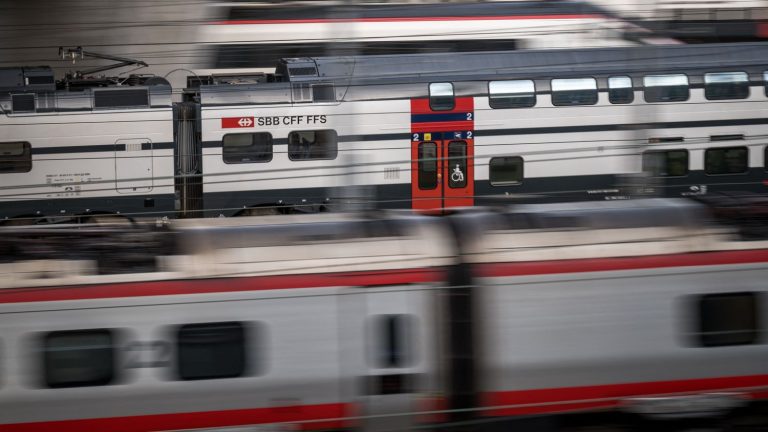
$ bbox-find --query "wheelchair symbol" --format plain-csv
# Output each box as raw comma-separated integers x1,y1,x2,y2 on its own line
451,164,464,183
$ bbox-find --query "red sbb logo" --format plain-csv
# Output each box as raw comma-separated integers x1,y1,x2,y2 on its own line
222,117,254,128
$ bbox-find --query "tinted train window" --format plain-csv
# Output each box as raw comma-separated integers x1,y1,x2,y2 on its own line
312,84,335,102
642,150,689,177
43,329,115,388
608,76,634,104
288,130,337,160
644,74,689,103
0,141,32,173
697,292,760,347
11,94,35,113
94,89,149,109
374,315,413,368
489,80,536,108
418,142,438,190
705,146,748,175
551,78,598,106
764,71,768,97
704,72,749,100
223,133,273,164
490,156,523,186
176,322,247,380
429,82,454,111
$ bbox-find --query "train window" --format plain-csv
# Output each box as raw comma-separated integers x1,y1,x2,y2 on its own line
489,156,523,186
312,84,335,103
429,83,454,111
643,74,689,103
176,322,247,380
705,146,748,175
43,329,116,388
764,71,768,97
222,133,273,164
704,72,749,100
447,141,467,188
11,94,35,113
488,80,535,108
696,292,760,347
288,130,338,161
93,89,149,109
0,141,32,173
642,150,689,177
418,142,438,190
373,315,413,368
550,78,598,106
608,76,634,104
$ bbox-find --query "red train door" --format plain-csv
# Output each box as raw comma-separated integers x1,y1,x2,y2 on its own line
410,98,474,210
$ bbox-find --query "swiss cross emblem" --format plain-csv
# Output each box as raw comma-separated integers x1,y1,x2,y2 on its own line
222,117,255,128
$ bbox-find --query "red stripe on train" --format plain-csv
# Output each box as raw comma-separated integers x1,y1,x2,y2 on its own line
481,374,768,416
3,402,351,432
214,15,603,25
476,249,768,279
0,268,444,304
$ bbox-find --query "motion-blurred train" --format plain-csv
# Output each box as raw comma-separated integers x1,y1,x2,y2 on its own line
202,0,628,73
2,42,768,223
0,199,767,431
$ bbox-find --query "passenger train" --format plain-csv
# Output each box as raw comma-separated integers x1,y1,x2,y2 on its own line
2,42,768,222
0,199,767,431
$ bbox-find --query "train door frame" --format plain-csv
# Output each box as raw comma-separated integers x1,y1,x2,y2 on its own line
410,97,475,211
115,138,153,193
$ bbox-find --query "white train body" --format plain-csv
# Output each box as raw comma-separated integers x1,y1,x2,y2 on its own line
0,200,767,431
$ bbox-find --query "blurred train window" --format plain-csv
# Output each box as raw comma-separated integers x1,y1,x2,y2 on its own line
608,76,634,104
93,89,149,109
429,83,454,111
11,94,35,113
288,130,337,161
490,156,523,186
643,74,689,103
551,78,598,106
642,150,689,177
176,322,247,380
374,315,413,368
418,142,438,190
765,146,768,171
705,147,748,175
223,133,273,164
489,80,536,108
0,142,32,173
697,292,760,347
43,329,115,388
704,72,749,100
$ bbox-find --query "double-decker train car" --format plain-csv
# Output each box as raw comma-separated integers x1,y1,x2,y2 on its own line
0,199,767,431
3,43,768,222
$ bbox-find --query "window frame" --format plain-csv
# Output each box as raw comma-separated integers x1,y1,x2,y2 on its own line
489,156,524,186
175,321,250,381
550,77,598,106
642,149,690,177
222,132,274,164
429,82,455,111
704,71,749,101
704,146,749,176
371,314,414,369
287,129,338,161
694,292,761,347
488,79,536,109
643,74,690,103
608,76,634,104
42,329,117,388
0,141,32,174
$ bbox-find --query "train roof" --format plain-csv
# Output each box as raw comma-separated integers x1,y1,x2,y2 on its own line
280,42,768,83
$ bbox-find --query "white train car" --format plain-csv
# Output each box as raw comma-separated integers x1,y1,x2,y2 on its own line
0,200,767,431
